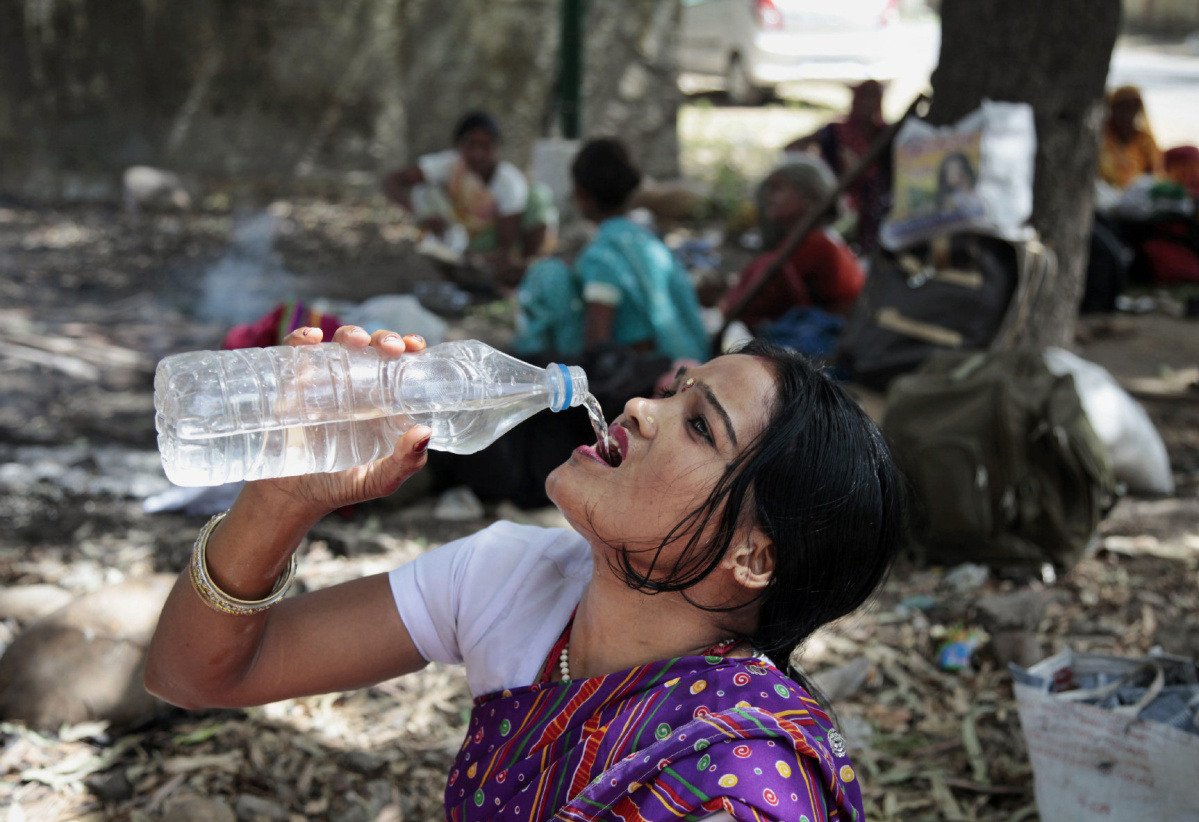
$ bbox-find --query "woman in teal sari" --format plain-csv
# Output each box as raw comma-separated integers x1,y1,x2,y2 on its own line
515,139,709,364
145,323,900,821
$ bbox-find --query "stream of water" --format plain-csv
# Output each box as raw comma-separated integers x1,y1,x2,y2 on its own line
581,392,619,466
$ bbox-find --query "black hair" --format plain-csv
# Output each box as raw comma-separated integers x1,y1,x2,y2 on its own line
453,110,502,144
571,138,643,212
609,341,903,680
935,152,978,211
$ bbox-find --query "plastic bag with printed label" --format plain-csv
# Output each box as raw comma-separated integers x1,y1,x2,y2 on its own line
881,100,1037,250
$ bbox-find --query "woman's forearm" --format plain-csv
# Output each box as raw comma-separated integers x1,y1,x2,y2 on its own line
145,486,428,709
143,485,322,708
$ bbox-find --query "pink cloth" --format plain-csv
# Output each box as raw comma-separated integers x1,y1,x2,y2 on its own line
221,301,342,350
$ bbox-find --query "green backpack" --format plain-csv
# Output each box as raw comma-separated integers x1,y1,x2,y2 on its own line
882,349,1117,571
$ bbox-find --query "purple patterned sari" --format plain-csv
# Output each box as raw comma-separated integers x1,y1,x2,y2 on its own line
444,655,863,821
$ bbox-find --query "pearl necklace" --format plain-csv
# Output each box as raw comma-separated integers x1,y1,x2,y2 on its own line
559,637,739,683
559,644,572,682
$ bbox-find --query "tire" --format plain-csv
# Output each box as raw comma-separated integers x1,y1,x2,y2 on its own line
725,55,766,106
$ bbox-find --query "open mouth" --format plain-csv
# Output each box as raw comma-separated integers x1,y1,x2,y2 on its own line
598,425,628,468
576,424,628,468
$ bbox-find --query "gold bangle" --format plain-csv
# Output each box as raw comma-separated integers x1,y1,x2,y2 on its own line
189,511,297,616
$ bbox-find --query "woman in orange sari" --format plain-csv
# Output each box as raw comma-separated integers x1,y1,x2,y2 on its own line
1098,86,1164,190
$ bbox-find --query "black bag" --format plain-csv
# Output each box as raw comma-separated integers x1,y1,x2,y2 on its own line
883,349,1116,571
838,234,1049,390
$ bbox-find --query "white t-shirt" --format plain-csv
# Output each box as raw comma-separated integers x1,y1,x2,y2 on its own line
388,521,591,698
417,150,530,218
388,522,736,822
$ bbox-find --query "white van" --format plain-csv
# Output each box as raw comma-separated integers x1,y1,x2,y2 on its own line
677,0,903,104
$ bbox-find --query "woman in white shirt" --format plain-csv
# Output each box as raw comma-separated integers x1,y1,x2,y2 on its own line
146,324,901,821
382,111,549,285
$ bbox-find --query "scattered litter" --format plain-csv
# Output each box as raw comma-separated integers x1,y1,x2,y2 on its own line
432,486,486,522
1116,294,1159,314
937,627,988,671
896,594,937,614
670,237,723,272
122,166,191,213
811,656,877,701
738,227,763,250
941,562,990,593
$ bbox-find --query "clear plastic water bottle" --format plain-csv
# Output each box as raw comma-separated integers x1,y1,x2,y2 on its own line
155,339,589,486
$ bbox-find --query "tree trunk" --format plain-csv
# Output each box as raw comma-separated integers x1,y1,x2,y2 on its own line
927,0,1121,348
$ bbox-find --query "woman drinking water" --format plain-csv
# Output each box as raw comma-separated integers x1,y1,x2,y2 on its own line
146,324,901,821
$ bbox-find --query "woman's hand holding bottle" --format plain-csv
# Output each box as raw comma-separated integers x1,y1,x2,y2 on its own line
244,325,432,524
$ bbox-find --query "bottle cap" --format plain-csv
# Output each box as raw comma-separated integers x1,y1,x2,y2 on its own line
547,363,589,412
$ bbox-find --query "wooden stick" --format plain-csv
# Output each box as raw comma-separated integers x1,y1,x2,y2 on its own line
715,93,929,346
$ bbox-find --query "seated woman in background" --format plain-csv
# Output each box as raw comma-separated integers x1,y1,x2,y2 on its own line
718,158,865,334
1098,86,1163,191
514,137,709,364
1087,89,1199,300
382,110,552,285
144,324,902,821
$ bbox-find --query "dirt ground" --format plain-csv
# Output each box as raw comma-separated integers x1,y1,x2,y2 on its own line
1,202,1197,821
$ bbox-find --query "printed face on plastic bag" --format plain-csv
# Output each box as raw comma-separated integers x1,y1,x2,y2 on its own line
881,100,1037,250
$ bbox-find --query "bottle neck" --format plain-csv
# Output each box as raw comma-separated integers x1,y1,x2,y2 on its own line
546,363,588,412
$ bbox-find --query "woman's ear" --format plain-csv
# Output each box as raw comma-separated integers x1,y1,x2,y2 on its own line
725,528,775,590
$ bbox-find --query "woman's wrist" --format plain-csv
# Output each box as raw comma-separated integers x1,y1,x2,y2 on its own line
237,479,334,529
200,485,322,601
190,512,297,616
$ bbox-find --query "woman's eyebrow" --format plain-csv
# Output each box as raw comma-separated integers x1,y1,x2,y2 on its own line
695,382,737,448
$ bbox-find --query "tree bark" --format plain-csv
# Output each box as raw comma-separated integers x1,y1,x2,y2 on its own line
927,0,1121,348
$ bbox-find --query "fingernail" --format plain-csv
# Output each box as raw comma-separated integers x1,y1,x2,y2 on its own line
302,327,318,338
407,335,425,346
383,334,400,344
413,435,431,454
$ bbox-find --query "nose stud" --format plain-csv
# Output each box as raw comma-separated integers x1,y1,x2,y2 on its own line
646,416,655,425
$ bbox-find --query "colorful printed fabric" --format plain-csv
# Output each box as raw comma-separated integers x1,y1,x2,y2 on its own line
445,656,863,822
220,300,342,350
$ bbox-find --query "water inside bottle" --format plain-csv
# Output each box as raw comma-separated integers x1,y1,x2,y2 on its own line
581,392,620,467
